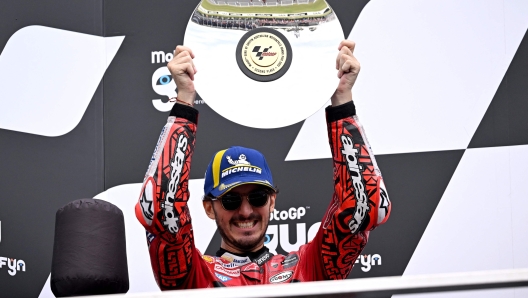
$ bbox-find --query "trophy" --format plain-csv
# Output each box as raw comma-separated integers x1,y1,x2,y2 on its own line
184,0,344,128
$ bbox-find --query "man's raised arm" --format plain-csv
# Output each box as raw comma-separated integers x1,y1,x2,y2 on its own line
299,40,391,280
134,46,204,289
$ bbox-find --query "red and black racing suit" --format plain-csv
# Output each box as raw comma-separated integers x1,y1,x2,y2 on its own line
135,101,391,289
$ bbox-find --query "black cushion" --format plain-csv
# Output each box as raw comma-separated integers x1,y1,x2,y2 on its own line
51,198,129,297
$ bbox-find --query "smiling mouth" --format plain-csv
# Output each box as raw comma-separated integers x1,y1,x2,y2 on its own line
235,221,257,229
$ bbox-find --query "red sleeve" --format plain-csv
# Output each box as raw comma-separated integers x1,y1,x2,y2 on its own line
298,101,391,281
134,104,211,290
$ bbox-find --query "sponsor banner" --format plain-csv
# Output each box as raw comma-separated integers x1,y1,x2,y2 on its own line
354,254,382,273
0,257,26,277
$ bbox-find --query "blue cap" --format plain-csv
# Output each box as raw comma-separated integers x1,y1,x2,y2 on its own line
204,146,275,198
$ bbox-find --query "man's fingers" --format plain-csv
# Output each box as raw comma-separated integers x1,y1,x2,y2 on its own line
166,45,197,100
343,58,360,74
336,48,352,69
338,40,356,53
336,41,355,70
340,45,353,57
175,45,195,58
170,54,197,77
341,59,354,75
183,62,195,81
338,54,359,72
170,62,196,81
333,40,359,105
175,55,197,74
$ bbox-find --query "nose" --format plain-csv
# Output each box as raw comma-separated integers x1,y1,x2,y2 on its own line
237,196,254,218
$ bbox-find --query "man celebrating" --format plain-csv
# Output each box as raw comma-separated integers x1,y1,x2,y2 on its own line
135,40,391,289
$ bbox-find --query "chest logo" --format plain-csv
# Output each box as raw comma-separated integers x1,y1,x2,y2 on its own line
215,272,231,282
214,264,240,277
202,255,215,264
269,271,293,283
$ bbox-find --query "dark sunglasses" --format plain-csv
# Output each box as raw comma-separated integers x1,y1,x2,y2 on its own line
209,189,270,211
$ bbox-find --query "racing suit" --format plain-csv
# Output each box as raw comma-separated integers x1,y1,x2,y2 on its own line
135,101,391,289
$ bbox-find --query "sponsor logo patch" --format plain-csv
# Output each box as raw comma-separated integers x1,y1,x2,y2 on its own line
139,177,156,225
162,133,188,234
281,254,299,269
340,134,369,234
220,255,233,263
242,263,260,272
202,255,215,264
214,264,240,277
220,252,251,266
227,154,250,165
378,181,390,224
146,231,155,246
269,271,293,284
221,164,262,178
215,272,231,282
254,251,272,266
220,262,242,269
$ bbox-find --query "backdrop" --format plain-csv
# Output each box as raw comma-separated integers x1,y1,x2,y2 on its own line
0,1,527,297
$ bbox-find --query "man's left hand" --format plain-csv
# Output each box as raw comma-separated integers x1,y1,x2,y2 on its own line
331,40,360,106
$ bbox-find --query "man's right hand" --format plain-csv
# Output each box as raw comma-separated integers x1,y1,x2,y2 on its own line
167,46,197,105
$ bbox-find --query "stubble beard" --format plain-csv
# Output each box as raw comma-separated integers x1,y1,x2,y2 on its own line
215,212,269,252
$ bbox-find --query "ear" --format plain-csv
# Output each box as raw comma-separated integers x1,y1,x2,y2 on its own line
203,200,216,220
268,192,276,213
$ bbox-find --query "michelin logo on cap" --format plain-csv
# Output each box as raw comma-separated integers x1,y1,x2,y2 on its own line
221,154,262,178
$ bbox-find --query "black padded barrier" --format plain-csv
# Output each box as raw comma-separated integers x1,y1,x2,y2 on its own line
51,199,129,297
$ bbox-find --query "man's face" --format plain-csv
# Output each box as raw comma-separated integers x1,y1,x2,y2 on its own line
203,184,276,253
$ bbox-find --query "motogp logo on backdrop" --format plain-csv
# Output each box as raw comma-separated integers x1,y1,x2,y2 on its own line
150,50,204,112
264,206,321,255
